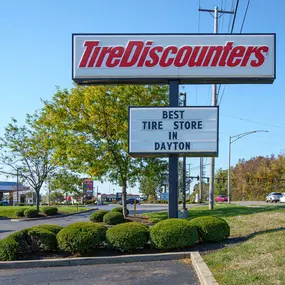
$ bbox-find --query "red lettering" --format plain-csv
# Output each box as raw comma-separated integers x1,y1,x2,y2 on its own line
138,41,153,67
227,46,246,67
188,46,209,67
250,46,268,67
174,46,192,67
78,40,269,69
240,46,257,67
120,41,144,67
218,42,233,66
79,41,99,67
105,46,124,67
159,46,178,67
145,46,163,67
203,46,223,66
95,47,112,67
87,46,101,67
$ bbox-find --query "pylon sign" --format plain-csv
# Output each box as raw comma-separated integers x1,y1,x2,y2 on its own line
72,33,275,85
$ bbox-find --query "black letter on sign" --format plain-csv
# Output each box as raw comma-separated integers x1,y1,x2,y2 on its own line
169,132,178,140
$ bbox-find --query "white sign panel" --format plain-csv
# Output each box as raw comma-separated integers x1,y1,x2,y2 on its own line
129,107,219,157
73,34,275,84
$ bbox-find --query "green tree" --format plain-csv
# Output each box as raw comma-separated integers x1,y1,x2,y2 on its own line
0,113,57,210
50,191,64,204
39,85,168,217
50,169,82,203
215,168,228,196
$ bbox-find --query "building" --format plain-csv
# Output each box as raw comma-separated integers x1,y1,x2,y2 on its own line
97,193,140,203
0,182,30,205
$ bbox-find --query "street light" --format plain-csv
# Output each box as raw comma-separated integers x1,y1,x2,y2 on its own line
228,130,268,203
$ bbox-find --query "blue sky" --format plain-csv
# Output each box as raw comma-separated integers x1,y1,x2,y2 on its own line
0,0,284,195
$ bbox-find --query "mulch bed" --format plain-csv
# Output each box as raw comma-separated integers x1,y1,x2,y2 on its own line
125,215,153,225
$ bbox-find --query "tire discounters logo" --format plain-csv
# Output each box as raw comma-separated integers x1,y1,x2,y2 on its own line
72,34,275,85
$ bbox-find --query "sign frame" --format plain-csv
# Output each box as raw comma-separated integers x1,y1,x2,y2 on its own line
72,33,276,85
128,106,219,158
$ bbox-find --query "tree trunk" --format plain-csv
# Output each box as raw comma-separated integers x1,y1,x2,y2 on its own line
36,189,40,211
122,180,128,218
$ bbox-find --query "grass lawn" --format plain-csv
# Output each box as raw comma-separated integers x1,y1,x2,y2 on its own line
144,204,285,284
0,205,87,219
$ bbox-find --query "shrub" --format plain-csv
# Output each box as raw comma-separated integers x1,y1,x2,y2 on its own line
188,216,230,242
0,201,3,206
19,202,25,206
38,224,64,234
27,227,57,252
84,200,95,205
103,212,125,225
57,222,106,254
41,206,58,216
90,210,109,223
150,219,198,250
106,222,149,251
15,208,28,217
24,209,39,218
9,229,32,257
111,207,129,216
0,237,19,261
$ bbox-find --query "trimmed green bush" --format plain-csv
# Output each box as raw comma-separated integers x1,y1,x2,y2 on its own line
90,210,109,223
19,202,25,206
37,224,64,235
57,222,107,254
150,219,198,250
188,216,230,242
27,227,57,252
106,222,149,251
9,229,32,255
0,237,19,261
0,230,32,260
111,207,129,216
15,208,28,217
41,206,58,216
0,202,3,206
103,212,125,225
24,209,39,218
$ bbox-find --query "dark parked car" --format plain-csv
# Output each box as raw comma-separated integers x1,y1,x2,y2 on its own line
215,195,228,202
119,198,140,205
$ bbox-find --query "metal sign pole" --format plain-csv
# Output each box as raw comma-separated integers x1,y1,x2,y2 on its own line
168,80,179,218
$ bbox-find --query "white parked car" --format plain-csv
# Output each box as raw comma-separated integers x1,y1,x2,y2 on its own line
279,194,285,203
266,192,282,203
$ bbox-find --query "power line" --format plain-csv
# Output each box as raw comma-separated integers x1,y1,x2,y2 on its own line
218,85,227,105
240,0,251,33
231,0,240,32
221,114,285,130
228,0,235,32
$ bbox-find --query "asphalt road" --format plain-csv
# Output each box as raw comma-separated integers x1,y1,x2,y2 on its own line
0,260,199,285
0,204,169,240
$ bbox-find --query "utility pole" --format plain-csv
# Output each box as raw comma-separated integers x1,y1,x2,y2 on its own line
199,158,203,202
16,168,19,206
180,92,187,215
199,6,234,210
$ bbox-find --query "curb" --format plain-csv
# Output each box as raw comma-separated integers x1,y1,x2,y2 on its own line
0,251,191,269
191,252,219,285
10,209,97,222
